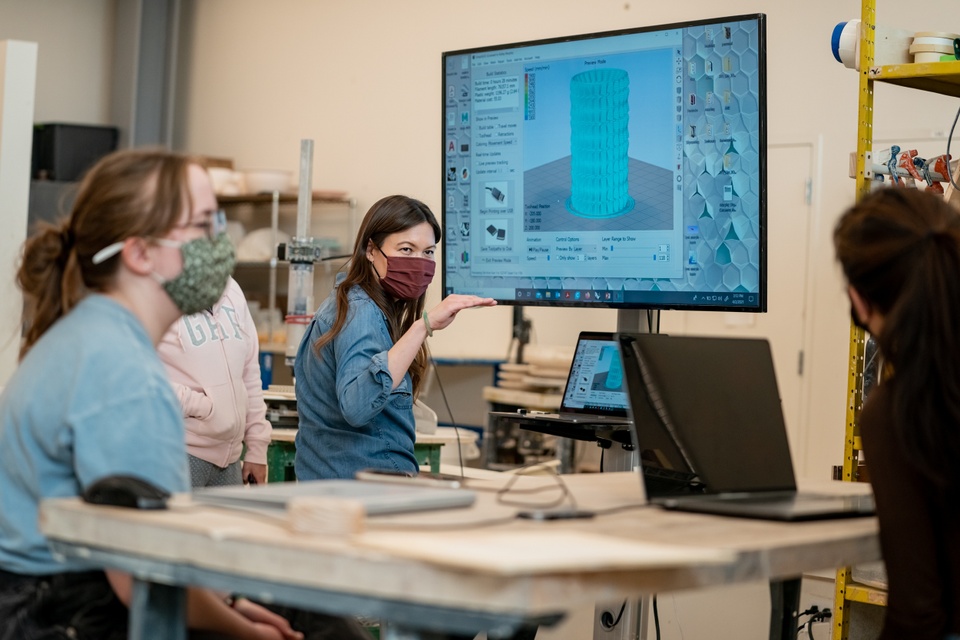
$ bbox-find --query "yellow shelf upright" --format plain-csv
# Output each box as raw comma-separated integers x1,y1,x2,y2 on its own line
834,1,876,637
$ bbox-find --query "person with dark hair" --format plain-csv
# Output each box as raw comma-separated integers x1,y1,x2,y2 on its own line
0,148,302,639
834,187,960,639
294,194,496,480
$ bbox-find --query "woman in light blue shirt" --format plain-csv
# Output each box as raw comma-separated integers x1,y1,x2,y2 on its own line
295,195,496,479
0,149,301,640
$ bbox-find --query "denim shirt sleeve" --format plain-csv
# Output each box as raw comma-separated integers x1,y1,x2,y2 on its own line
333,297,410,427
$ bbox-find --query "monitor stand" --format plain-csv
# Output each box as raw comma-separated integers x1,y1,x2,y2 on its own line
512,306,532,364
601,308,658,473
591,308,658,640
616,308,658,335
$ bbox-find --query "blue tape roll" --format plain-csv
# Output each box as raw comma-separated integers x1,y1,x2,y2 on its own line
831,21,847,64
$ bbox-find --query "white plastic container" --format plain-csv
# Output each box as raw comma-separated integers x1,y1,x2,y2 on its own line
434,426,480,465
243,169,292,194
413,399,438,435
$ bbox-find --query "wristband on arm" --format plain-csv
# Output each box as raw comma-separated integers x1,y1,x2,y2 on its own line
422,311,434,337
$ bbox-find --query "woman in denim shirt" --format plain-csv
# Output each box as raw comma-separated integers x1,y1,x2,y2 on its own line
295,195,496,479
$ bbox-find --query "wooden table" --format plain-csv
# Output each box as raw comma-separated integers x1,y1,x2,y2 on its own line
38,472,878,640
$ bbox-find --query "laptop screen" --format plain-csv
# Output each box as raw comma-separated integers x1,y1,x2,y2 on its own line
560,332,630,416
617,333,797,497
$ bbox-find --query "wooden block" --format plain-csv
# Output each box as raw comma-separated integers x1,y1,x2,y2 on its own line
482,385,563,410
874,25,914,66
287,496,365,536
498,363,531,373
528,366,570,379
520,375,566,390
521,344,574,370
496,380,540,390
197,155,234,170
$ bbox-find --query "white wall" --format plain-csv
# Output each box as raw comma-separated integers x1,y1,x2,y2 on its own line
0,0,114,125
0,1,113,385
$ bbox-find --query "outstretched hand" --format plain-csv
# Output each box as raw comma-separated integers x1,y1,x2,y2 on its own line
427,294,497,332
234,598,304,640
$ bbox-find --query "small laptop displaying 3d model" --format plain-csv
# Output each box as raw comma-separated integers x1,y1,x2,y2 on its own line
617,333,874,521
490,331,632,431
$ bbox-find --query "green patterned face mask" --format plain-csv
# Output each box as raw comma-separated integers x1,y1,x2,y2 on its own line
151,234,236,315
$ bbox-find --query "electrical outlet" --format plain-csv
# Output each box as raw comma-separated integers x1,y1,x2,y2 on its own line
806,614,833,640
798,601,833,640
799,575,836,639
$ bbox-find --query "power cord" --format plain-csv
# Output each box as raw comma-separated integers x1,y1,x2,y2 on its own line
428,353,466,478
599,596,661,639
796,605,832,639
947,101,960,192
599,601,626,630
494,464,575,510
646,309,660,333
653,595,660,640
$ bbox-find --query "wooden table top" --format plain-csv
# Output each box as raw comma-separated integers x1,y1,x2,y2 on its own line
39,472,878,617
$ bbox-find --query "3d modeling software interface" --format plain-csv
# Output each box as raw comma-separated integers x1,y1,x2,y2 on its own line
443,16,765,310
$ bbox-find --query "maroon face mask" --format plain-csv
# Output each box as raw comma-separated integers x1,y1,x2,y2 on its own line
375,246,436,300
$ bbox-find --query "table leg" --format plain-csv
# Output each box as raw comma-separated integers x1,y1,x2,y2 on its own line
129,578,186,640
555,437,576,474
769,577,801,640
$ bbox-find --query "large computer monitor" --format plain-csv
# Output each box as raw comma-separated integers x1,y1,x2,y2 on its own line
442,14,766,312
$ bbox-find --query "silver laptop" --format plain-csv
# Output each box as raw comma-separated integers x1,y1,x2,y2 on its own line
617,333,874,521
491,331,632,428
193,479,476,515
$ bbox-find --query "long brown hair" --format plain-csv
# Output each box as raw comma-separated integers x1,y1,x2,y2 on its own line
313,195,440,397
834,187,960,486
17,148,195,359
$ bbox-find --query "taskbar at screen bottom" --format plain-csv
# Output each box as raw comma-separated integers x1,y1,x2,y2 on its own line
510,288,761,310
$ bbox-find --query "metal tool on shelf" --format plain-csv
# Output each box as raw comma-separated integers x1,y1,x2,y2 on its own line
279,140,318,367
849,147,958,194
276,139,355,367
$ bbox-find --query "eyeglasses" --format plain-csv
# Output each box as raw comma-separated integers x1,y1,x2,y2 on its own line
91,210,228,265
175,209,227,240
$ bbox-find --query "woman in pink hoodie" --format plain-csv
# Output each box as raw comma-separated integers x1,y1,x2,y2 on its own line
158,276,272,486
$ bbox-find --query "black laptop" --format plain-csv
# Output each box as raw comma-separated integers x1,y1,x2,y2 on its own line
490,331,632,429
617,333,874,521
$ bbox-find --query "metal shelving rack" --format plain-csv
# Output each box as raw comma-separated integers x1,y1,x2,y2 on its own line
220,191,357,354
833,2,960,636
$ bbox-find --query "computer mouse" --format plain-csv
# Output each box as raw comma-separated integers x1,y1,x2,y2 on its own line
81,474,170,510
